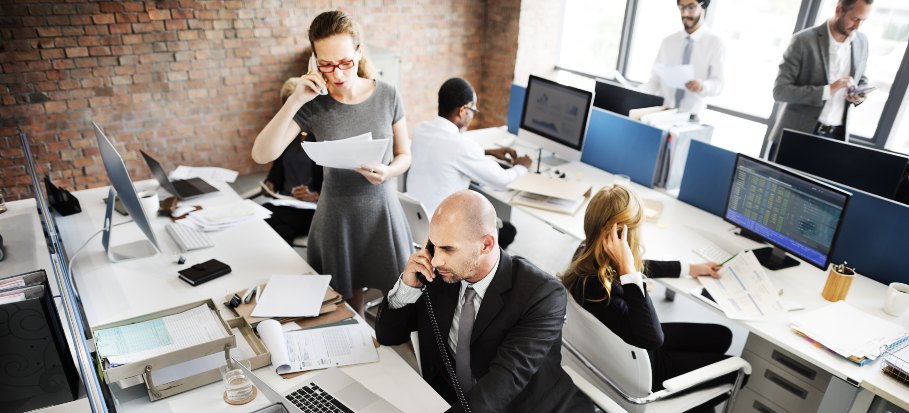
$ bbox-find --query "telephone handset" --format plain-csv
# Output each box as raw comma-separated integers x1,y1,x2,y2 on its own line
307,55,328,95
418,239,470,412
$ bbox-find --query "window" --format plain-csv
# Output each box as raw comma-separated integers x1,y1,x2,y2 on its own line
816,0,909,139
557,0,627,78
624,0,680,84
708,0,802,118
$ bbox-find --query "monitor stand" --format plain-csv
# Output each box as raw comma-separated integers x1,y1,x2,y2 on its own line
101,188,158,263
536,148,567,169
751,246,799,270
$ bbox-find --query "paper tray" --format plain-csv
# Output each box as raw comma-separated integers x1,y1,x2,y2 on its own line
92,300,269,401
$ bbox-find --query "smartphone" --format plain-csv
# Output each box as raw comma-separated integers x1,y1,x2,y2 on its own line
849,85,876,95
418,241,440,285
308,56,327,95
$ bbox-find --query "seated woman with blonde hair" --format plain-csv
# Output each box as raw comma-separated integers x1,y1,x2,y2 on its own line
561,185,742,413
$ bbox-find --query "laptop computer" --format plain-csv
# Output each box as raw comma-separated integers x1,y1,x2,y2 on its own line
140,150,218,199
238,363,403,413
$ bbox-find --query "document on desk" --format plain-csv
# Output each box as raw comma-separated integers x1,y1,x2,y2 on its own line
170,165,239,183
654,63,695,89
96,304,229,366
258,319,378,374
697,251,787,320
791,301,908,363
251,274,332,318
150,327,255,385
302,132,389,170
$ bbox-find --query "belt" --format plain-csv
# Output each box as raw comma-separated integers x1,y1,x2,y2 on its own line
815,123,842,135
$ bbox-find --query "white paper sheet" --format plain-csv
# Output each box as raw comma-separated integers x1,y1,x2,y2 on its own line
257,319,291,374
698,252,787,320
177,200,273,232
258,319,378,374
150,327,255,385
170,166,239,183
264,199,318,210
791,301,908,360
251,274,332,318
654,63,695,89
302,132,389,170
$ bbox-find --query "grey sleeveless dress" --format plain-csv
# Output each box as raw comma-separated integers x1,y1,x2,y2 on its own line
292,80,412,298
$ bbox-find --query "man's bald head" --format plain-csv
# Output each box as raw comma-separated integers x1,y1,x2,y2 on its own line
434,190,498,240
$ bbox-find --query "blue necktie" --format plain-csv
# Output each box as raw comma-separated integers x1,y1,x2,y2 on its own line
675,36,693,108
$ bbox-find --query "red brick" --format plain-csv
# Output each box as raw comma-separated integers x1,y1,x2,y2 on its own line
148,9,171,20
36,27,62,37
110,24,132,34
99,2,123,13
92,14,116,24
65,47,88,57
40,49,65,60
132,23,156,33
165,19,188,30
45,101,67,113
171,9,194,19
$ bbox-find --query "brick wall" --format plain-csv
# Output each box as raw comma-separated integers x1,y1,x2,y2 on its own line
0,0,503,200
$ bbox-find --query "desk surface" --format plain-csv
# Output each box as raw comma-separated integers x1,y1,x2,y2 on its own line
467,127,909,409
56,180,448,413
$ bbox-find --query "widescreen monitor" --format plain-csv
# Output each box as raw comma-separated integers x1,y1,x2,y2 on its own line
775,128,909,200
93,122,160,262
593,79,664,116
724,154,850,270
518,75,593,165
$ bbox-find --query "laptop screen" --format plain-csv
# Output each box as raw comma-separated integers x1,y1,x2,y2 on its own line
140,150,180,197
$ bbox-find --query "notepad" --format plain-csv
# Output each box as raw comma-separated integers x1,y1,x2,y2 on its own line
251,275,332,318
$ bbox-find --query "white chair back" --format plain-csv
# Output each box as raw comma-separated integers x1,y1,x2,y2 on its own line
397,192,431,245
563,297,654,398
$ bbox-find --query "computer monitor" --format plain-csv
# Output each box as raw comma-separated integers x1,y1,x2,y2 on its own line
518,75,594,165
593,79,664,116
775,128,909,200
724,154,851,270
93,122,160,262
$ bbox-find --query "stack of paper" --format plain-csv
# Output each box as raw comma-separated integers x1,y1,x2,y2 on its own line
507,173,592,215
791,301,909,365
177,200,272,231
95,304,229,367
225,282,348,328
302,132,389,170
170,166,238,183
257,319,379,375
251,274,332,318
698,252,787,320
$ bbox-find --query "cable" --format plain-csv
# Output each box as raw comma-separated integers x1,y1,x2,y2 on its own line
66,220,132,301
421,286,472,413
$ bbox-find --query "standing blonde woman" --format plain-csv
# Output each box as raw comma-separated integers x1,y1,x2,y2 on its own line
562,185,741,413
252,10,412,315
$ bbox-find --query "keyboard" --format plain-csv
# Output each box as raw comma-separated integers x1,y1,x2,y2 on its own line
694,244,733,263
286,383,354,413
166,223,214,252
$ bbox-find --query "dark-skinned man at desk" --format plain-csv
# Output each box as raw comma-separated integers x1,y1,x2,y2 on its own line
376,190,593,413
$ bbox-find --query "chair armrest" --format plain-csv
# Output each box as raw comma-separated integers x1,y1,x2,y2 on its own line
563,365,629,413
662,356,751,393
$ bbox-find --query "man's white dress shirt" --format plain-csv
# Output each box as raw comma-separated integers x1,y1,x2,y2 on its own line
407,117,527,215
818,24,854,127
641,26,726,115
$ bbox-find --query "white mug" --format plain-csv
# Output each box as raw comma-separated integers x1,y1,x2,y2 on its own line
137,191,159,218
884,282,909,316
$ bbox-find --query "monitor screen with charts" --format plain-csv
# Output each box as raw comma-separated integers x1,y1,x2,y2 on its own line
594,79,664,116
724,154,851,270
775,128,909,200
519,75,593,163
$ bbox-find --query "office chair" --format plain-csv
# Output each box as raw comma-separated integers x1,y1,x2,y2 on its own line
563,365,630,413
396,192,430,249
561,299,750,413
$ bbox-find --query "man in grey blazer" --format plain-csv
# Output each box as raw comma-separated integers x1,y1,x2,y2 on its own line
771,0,872,153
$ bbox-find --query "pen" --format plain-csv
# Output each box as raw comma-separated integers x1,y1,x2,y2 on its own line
719,253,738,266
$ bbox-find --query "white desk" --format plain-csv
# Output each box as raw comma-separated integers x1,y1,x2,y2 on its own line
467,127,909,411
56,180,448,413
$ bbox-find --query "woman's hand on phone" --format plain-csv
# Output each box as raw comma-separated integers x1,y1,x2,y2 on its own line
402,247,434,288
602,224,636,275
356,163,388,185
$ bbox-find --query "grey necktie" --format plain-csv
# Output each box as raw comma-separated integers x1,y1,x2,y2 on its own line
675,36,693,108
456,286,477,392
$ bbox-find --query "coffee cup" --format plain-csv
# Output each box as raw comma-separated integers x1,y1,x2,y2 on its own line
137,190,159,218
884,282,909,316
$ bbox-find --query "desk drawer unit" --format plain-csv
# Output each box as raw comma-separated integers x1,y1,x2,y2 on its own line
734,388,789,413
733,334,832,413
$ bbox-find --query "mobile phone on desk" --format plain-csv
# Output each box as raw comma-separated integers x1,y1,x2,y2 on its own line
178,259,231,286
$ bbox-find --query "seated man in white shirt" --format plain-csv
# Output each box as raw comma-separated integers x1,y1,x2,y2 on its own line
407,78,531,248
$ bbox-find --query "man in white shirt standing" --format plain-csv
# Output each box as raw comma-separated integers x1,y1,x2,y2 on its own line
641,0,726,117
407,78,531,248
771,0,871,150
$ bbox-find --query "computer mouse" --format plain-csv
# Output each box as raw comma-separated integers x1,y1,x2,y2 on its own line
171,206,196,218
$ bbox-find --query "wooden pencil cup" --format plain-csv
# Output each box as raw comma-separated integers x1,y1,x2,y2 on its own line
821,265,855,302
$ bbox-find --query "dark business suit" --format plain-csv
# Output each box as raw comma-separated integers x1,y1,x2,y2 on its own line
376,250,593,413
771,23,869,149
567,260,735,413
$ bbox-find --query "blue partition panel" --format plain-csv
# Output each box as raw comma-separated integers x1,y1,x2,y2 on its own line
677,140,737,217
507,84,525,135
580,108,665,188
830,189,909,285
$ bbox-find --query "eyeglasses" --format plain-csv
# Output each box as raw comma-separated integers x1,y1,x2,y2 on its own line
678,2,703,12
465,104,480,114
316,59,355,73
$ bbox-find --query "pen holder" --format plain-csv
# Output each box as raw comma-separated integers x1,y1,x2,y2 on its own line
821,265,855,302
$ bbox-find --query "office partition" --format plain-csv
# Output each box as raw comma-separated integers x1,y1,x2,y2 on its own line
580,108,665,187
507,83,526,135
677,140,737,217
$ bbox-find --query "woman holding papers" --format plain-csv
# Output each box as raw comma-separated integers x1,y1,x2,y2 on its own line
251,10,412,315
561,185,742,413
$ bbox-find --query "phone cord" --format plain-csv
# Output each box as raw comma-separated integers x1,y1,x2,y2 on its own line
421,287,472,413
